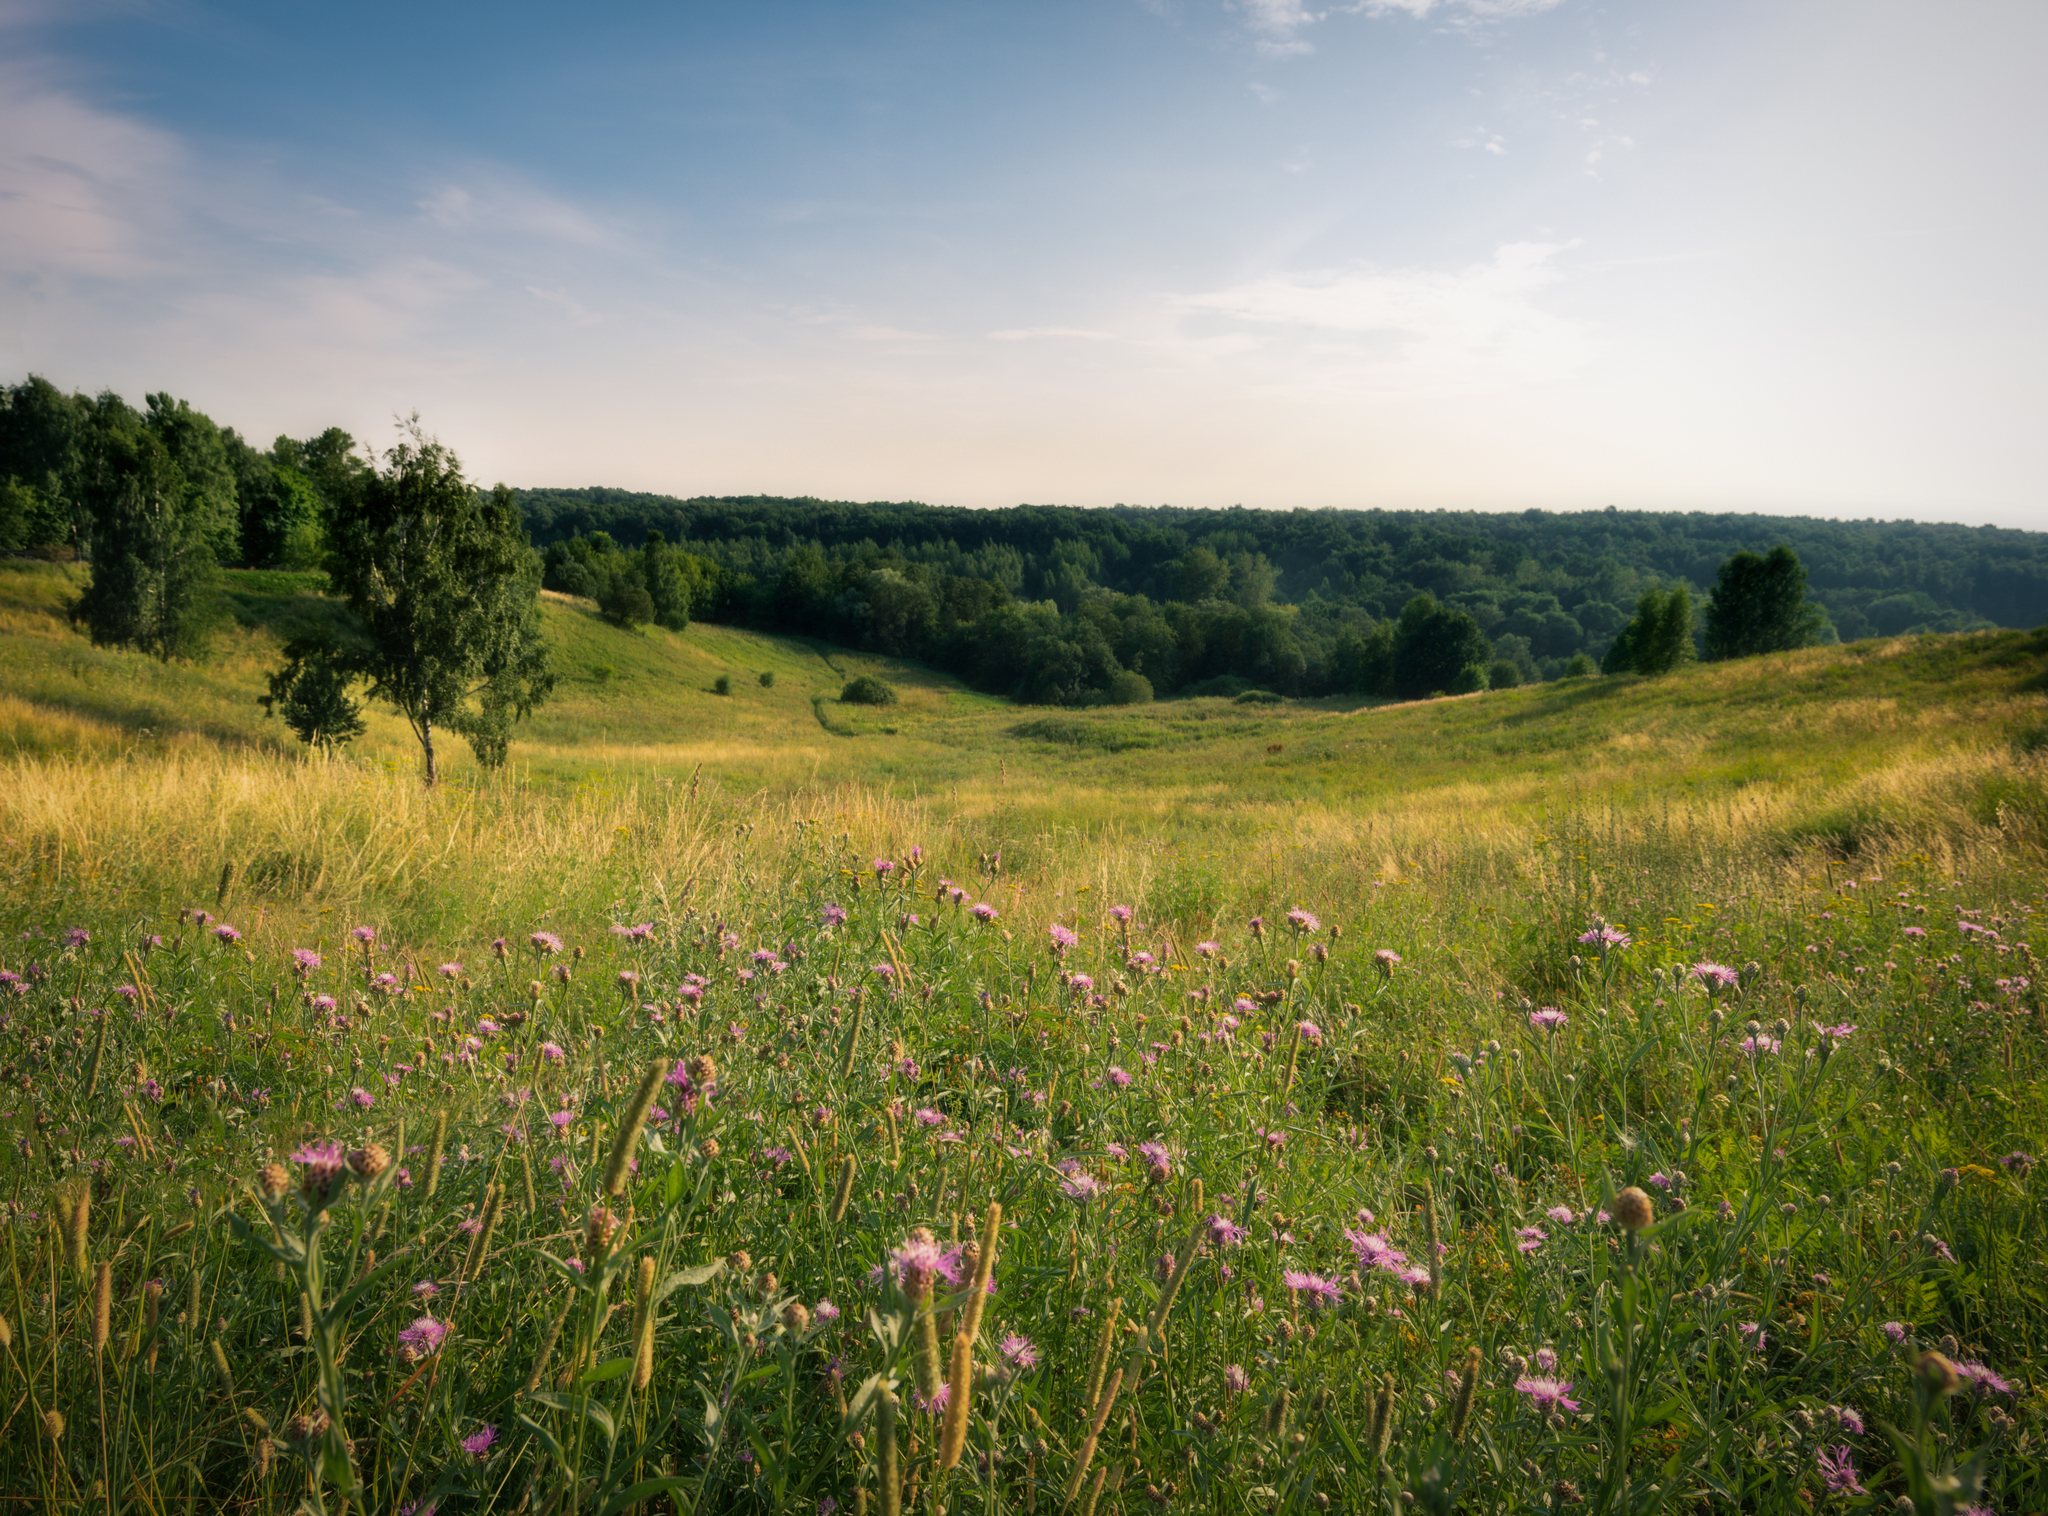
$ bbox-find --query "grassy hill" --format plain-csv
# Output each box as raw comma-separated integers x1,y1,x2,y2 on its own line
4,558,2044,859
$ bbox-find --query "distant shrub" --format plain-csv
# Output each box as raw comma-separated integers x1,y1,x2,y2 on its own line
1446,664,1488,696
1562,653,1598,679
1232,689,1283,706
1487,660,1522,690
713,674,732,696
758,670,775,688
1103,671,1154,705
840,675,897,706
591,663,614,685
1182,675,1251,699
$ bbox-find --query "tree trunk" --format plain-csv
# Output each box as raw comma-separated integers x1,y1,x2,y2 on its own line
421,715,438,787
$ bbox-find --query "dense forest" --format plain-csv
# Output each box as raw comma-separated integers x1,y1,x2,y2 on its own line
8,374,2046,709
519,487,2048,700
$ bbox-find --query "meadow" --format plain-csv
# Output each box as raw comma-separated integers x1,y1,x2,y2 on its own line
2,559,2046,1514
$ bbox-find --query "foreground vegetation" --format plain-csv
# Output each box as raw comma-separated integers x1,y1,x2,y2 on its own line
4,550,2048,1511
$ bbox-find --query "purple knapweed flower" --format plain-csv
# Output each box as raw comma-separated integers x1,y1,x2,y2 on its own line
1515,1226,1547,1253
1529,1007,1569,1033
1286,908,1321,933
461,1425,498,1459
1514,1377,1581,1414
1282,1270,1343,1308
1817,1444,1866,1495
398,1316,450,1358
529,932,563,955
1691,961,1739,990
999,1333,1041,1370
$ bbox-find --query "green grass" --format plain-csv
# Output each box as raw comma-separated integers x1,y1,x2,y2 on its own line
2,561,2048,1509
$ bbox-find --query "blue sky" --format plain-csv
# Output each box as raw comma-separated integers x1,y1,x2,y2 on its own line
3,0,2043,525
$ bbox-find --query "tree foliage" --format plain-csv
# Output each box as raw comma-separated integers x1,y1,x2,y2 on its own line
322,423,553,783
68,397,227,661
1704,545,1829,660
259,635,367,753
1603,586,1697,676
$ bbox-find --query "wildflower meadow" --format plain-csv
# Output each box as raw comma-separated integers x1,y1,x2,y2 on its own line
1,763,2044,1516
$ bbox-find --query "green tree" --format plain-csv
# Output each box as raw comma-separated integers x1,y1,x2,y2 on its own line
1703,545,1827,659
0,376,86,552
1604,586,1696,675
1391,595,1491,699
321,422,553,784
70,401,221,661
260,636,367,753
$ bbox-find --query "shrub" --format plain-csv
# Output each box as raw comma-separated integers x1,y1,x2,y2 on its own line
1233,688,1283,706
840,675,897,706
1181,674,1251,699
713,674,731,696
1562,652,1598,679
758,670,775,688
1487,659,1522,690
1103,670,1154,705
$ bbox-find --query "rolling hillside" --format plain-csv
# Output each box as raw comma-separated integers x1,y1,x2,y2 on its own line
2,558,2045,858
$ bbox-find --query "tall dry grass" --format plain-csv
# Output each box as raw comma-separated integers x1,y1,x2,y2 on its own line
3,734,2039,955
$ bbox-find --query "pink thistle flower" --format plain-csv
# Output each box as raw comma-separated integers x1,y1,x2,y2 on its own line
1282,1270,1342,1308
1817,1445,1866,1496
1515,1226,1547,1253
1374,948,1401,971
529,932,563,956
1514,1377,1580,1414
540,1041,566,1063
1223,1364,1250,1395
970,902,999,922
1285,908,1320,933
292,949,322,975
1529,1007,1568,1033
999,1333,1041,1370
398,1316,449,1357
460,1425,498,1459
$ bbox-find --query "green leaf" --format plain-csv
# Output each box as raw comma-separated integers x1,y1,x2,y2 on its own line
517,1411,568,1471
581,1356,634,1388
528,1390,618,1447
654,1259,724,1303
329,1251,407,1322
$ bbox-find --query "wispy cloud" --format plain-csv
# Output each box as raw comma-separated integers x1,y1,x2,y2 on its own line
1174,240,1587,393
1361,0,1565,18
1238,0,1322,57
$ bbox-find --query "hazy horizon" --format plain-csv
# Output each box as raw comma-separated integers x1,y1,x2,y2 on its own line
4,0,2044,529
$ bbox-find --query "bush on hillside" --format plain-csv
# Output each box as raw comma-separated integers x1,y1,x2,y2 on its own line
1102,670,1153,705
1233,688,1283,706
840,675,897,706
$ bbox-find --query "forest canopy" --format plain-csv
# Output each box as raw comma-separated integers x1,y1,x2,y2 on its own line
9,377,2045,710
518,486,2047,703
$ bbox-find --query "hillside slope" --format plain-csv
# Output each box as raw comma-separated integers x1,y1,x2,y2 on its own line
2,559,2044,857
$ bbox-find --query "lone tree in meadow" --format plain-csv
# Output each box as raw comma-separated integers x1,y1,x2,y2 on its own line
1703,545,1828,660
321,421,553,784
1603,585,1696,676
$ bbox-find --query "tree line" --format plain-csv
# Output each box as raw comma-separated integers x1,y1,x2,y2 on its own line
523,495,1979,704
6,375,2035,751
1,378,550,782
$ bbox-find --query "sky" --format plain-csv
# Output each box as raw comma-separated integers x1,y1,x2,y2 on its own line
2,0,2044,526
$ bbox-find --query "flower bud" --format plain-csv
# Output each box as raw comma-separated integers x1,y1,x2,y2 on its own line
1612,1186,1654,1232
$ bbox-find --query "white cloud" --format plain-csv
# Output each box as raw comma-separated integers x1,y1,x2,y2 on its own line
1361,0,1564,17
1174,240,1587,393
